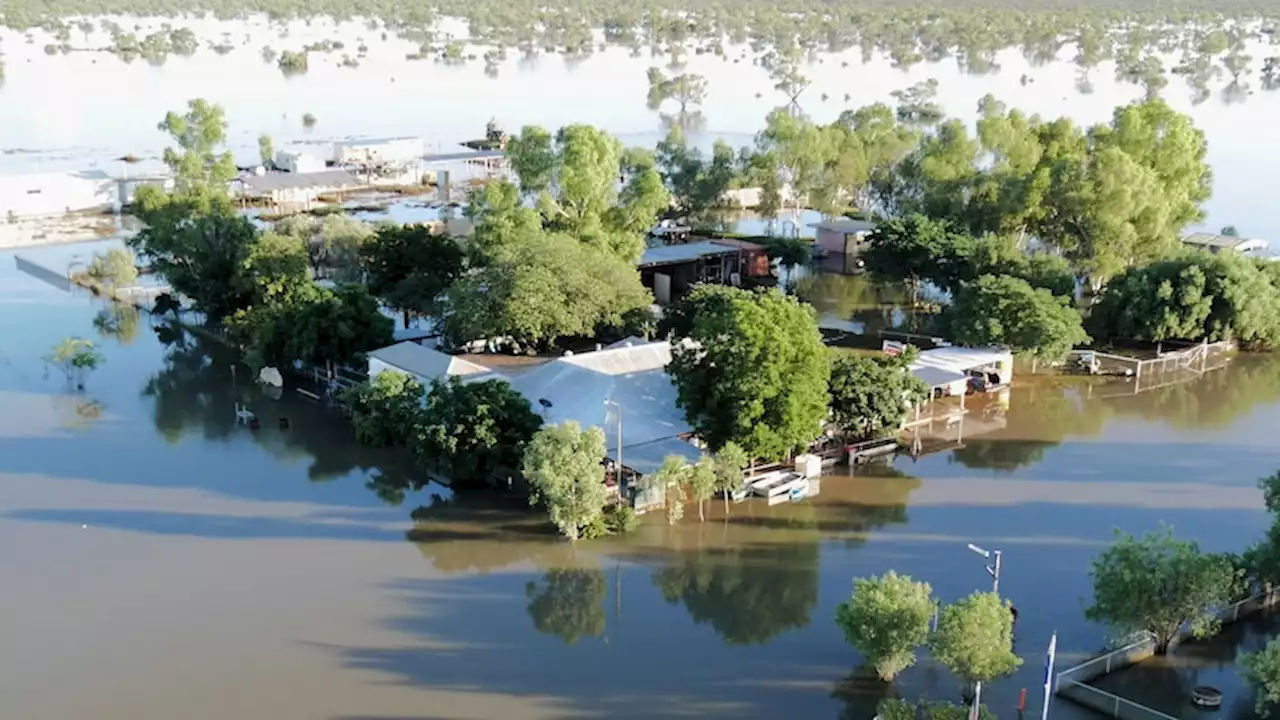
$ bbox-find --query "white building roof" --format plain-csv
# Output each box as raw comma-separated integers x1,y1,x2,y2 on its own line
911,365,968,388
913,346,1012,374
369,341,494,382
241,169,360,193
508,341,694,461
809,218,875,234
1182,232,1266,251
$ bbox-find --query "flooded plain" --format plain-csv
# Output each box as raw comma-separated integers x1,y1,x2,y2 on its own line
2,240,1278,720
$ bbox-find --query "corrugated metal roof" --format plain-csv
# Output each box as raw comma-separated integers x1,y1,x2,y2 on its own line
509,341,691,456
913,346,1012,373
240,169,360,193
809,218,875,234
1184,232,1248,249
639,241,740,268
911,365,968,388
369,341,493,381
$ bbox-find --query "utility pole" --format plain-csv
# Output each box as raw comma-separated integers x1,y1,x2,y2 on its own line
966,543,1003,720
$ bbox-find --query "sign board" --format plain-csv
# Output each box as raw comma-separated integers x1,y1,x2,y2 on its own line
882,340,905,357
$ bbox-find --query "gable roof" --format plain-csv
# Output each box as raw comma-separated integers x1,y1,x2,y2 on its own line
369,341,493,381
639,241,740,268
508,341,690,453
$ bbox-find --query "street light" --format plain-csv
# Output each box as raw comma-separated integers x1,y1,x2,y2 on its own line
967,543,1002,595
966,542,1004,720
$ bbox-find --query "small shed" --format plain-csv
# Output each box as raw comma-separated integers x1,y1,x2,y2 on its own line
238,169,361,209
810,218,875,256
638,241,743,304
709,238,771,277
368,341,500,387
1182,232,1270,257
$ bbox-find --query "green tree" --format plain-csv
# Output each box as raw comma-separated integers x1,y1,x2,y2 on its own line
318,214,374,282
651,454,689,525
258,133,274,166
415,376,543,484
523,421,610,541
1242,637,1280,717
877,699,997,720
340,370,425,447
654,127,736,224
687,458,717,522
1086,526,1244,652
86,247,138,290
946,275,1089,363
504,124,669,262
128,210,261,321
441,233,651,351
835,571,935,681
228,283,393,371
359,224,466,327
929,591,1022,685
45,337,104,389
464,179,544,262
862,214,960,304
1089,253,1280,350
712,441,749,514
828,352,929,439
246,230,311,303
525,568,608,645
301,111,317,128
153,98,237,198
668,286,830,461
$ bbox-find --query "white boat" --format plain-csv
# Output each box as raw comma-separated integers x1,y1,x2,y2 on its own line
750,472,808,498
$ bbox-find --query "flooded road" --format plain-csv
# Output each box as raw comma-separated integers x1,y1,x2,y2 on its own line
1,243,1278,719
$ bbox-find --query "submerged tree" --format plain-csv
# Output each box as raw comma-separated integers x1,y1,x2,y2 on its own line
523,421,610,541
828,350,929,439
946,275,1089,364
339,369,425,447
45,337,105,389
929,591,1022,687
835,571,936,681
415,377,543,484
1086,525,1244,652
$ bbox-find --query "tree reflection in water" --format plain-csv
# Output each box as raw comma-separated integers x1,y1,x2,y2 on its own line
92,303,142,345
525,568,609,645
142,321,419,484
1105,354,1280,430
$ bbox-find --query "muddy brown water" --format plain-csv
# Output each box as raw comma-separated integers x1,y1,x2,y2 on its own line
2,245,1278,720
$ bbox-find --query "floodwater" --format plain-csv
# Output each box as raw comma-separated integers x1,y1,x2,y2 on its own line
2,240,1279,719
3,16,1280,242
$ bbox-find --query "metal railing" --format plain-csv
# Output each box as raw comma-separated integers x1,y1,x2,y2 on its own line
1057,682,1179,720
1054,633,1158,690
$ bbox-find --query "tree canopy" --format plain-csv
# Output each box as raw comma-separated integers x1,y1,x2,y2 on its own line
929,591,1022,684
415,376,543,484
828,350,930,439
1085,525,1244,652
441,233,651,351
945,274,1089,362
655,127,737,225
522,421,610,541
668,285,830,460
835,571,936,681
227,282,394,371
359,224,466,325
503,123,669,263
1088,253,1280,350
340,369,426,447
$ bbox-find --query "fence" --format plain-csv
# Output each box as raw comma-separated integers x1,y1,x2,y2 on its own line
1055,588,1280,718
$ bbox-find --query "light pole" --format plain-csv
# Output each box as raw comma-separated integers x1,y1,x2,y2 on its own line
966,543,1003,720
604,399,623,489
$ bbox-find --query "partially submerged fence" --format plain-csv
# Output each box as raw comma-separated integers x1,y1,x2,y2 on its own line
1054,587,1280,719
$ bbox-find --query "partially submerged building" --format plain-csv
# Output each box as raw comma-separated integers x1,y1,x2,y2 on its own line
367,340,505,387
637,240,744,304
810,218,875,258
236,169,361,210
1182,232,1270,257
507,340,704,505
908,346,1015,399
0,170,115,219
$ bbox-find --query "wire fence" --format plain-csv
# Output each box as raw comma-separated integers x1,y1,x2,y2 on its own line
1054,633,1158,690
1057,682,1179,720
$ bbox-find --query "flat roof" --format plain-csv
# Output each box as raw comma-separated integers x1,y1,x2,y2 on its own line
369,341,493,381
911,365,968,388
422,150,505,164
913,346,1012,373
334,136,423,147
240,169,360,193
709,238,767,251
809,218,875,234
1183,232,1267,250
639,241,740,268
